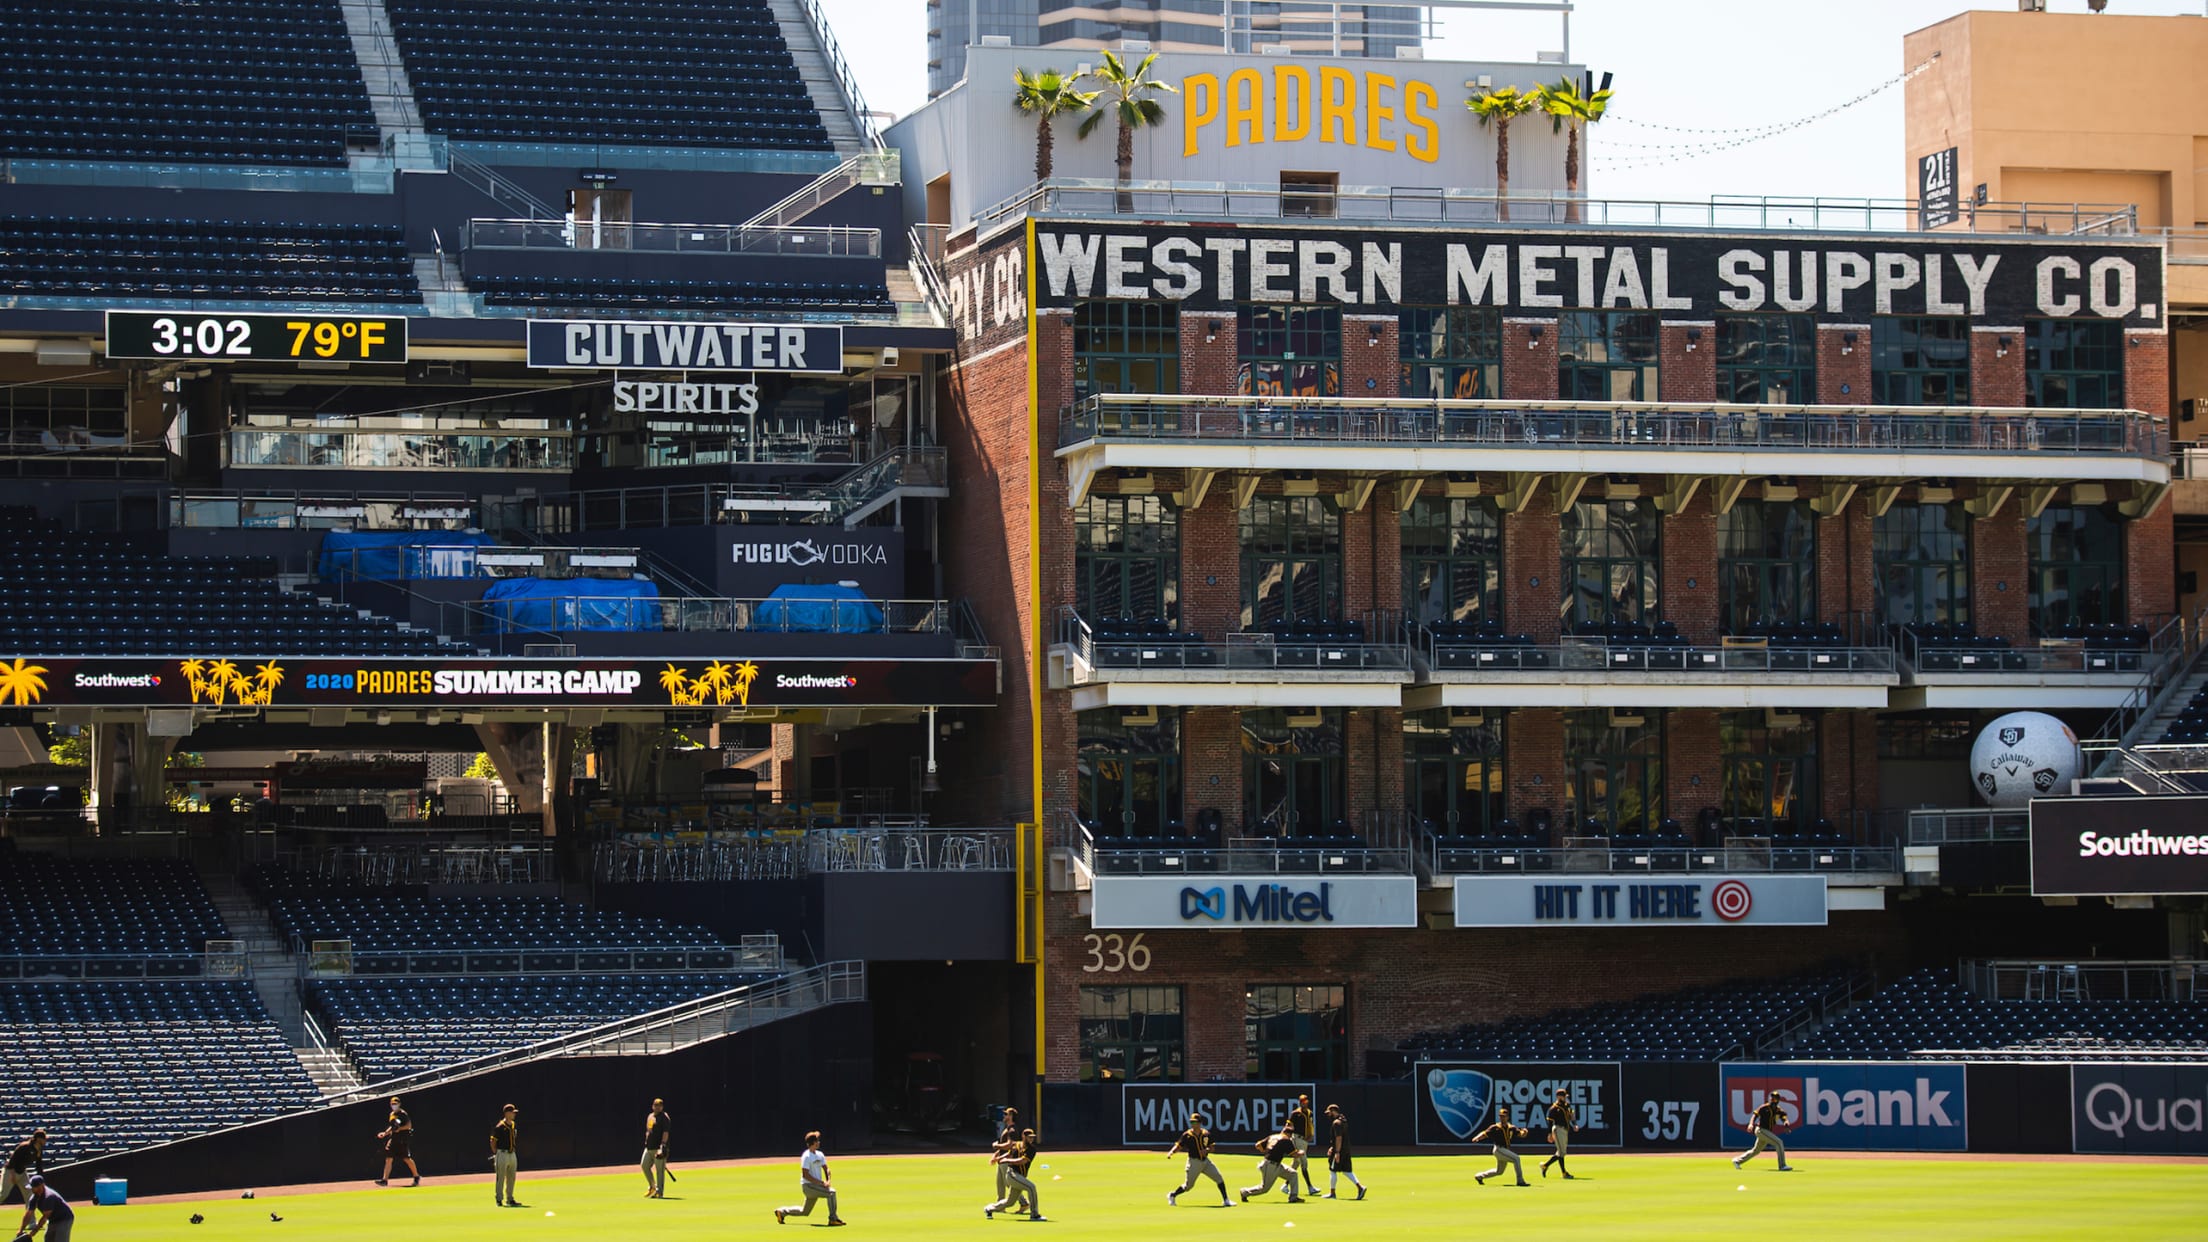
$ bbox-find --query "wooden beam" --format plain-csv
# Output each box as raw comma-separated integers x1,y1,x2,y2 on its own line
2120,481,2170,519
1652,475,1705,515
1394,476,1427,511
1964,485,2014,520
1713,477,1751,515
1337,475,1378,513
1868,484,1903,518
1173,468,1217,510
1494,472,1547,515
1068,457,1100,507
1232,473,1262,509
2024,483,2061,519
1554,472,1592,513
1810,482,1859,518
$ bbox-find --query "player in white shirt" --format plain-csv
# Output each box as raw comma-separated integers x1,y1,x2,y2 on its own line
775,1131,846,1226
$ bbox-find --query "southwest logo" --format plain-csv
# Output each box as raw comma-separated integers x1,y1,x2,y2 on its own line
1178,882,1335,924
1181,886,1227,920
1428,1069,1493,1140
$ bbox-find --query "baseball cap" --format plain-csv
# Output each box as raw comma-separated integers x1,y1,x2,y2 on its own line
28,1175,44,1186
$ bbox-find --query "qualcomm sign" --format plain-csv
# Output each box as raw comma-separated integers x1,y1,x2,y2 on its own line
1091,875,1417,930
2072,1064,2208,1155
1721,1063,1966,1152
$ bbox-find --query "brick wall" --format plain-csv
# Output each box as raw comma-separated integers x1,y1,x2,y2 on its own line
1665,708,1721,825
2124,333,2175,624
1503,493,1562,643
1503,317,1559,399
1179,492,1241,638
1819,709,1880,830
1345,707,1405,829
1658,321,1716,403
1814,325,1871,404
2125,331,2171,419
1342,314,1398,399
1181,310,1240,398
1661,489,1718,643
1970,327,2027,408
1814,490,1873,623
1969,495,2028,642
1185,707,1244,833
1041,891,1909,1082
1504,708,1564,823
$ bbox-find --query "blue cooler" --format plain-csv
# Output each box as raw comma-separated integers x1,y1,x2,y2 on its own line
92,1178,127,1206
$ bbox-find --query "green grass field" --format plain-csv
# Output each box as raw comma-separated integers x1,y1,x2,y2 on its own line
72,1150,2204,1241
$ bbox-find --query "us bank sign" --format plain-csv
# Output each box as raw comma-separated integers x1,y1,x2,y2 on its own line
1090,875,1417,930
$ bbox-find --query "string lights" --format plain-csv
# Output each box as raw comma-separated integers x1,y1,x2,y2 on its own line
1590,53,1940,173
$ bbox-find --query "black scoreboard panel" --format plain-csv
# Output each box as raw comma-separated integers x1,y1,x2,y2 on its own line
104,311,409,364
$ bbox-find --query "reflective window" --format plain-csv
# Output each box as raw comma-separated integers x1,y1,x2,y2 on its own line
1560,499,1660,628
1720,710,1817,831
1243,708,1344,836
1241,495,1341,627
1238,305,1340,397
1404,710,1505,834
1401,496,1501,627
1074,300,1181,397
1076,495,1179,622
1563,708,1664,834
1715,313,1815,404
1080,986,1183,1083
1871,316,1971,406
1398,306,1501,400
2025,319,2123,410
1874,502,1970,628
1078,708,1184,840
2028,505,2125,631
1557,311,1659,401
1720,501,1816,629
1245,984,1347,1081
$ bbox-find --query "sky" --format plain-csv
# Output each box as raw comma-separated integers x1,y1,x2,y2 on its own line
814,0,2208,204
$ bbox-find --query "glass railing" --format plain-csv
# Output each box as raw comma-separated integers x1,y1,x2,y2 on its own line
169,489,477,530
449,140,845,175
0,157,379,194
1060,394,2168,459
463,594,953,638
507,446,946,533
467,218,881,257
229,431,573,471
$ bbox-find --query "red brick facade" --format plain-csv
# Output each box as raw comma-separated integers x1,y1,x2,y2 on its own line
1658,321,1716,403
1661,489,1719,644
1970,327,2027,408
1814,325,1872,404
1970,499,2029,643
1503,493,1562,643
1503,318,1559,399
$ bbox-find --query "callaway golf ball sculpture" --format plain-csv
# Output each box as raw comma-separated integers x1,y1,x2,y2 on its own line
1969,711,2079,807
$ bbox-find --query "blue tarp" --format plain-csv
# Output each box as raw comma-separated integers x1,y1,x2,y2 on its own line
754,582,884,634
481,576,661,633
318,530,499,581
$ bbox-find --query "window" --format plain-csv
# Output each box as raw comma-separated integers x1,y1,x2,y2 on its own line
1076,495,1179,622
1557,311,1658,401
1564,708,1664,834
1405,710,1505,834
1719,501,1816,629
1073,301,1180,397
1401,496,1502,627
2028,505,2125,631
1280,171,1339,218
1719,710,1816,831
1241,495,1341,627
1876,715,1977,760
1560,499,1660,628
0,383,127,448
1245,984,1347,1081
1080,985,1183,1083
1399,306,1501,400
1078,708,1183,838
1243,708,1344,836
1874,502,1970,628
1871,317,1971,406
1238,305,1340,397
1715,314,1815,404
2025,319,2123,410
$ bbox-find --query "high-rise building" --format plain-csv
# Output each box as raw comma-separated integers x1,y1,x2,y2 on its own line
929,0,1424,100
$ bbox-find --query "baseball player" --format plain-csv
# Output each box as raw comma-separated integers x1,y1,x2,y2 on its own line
1240,1123,1305,1204
1541,1088,1578,1179
984,1127,1044,1221
1733,1091,1796,1172
1323,1103,1366,1200
1166,1113,1231,1207
1472,1107,1531,1186
1287,1093,1319,1196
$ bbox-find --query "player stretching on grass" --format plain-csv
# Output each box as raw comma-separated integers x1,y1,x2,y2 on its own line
1472,1107,1531,1186
989,1108,1022,1214
1733,1091,1795,1172
1323,1103,1366,1200
1166,1113,1231,1207
984,1127,1045,1221
776,1130,847,1226
1540,1088,1577,1179
1240,1123,1305,1204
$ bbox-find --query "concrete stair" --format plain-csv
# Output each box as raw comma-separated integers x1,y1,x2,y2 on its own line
297,1047,367,1098
412,254,475,318
766,0,870,156
2131,652,2208,747
339,0,424,136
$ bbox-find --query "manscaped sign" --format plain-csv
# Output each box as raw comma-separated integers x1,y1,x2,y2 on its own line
1122,1082,1314,1148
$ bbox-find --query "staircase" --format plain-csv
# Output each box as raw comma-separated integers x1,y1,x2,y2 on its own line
339,0,425,137
199,870,368,1097
766,0,873,157
2128,652,2208,748
411,254,474,318
296,1046,367,1098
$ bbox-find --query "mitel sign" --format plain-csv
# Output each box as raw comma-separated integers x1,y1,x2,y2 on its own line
1415,1062,1623,1148
1090,875,1416,929
1122,1083,1312,1147
2030,795,2208,896
1721,1063,1966,1152
2072,1064,2208,1155
1452,875,1827,928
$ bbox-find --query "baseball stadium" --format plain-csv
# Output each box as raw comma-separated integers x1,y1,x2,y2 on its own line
0,1,2202,1238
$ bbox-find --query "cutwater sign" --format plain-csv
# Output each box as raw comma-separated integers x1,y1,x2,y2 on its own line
1122,1083,1313,1147
1091,875,1416,929
526,320,844,372
1453,875,1827,928
1415,1062,1623,1148
1721,1063,1966,1152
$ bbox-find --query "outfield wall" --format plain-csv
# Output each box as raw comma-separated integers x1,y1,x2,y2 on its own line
48,1001,875,1200
1043,1061,2180,1157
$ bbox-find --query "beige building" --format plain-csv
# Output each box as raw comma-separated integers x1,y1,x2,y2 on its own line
1906,5,2208,616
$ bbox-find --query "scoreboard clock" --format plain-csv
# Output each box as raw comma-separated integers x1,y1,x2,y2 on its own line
104,311,409,364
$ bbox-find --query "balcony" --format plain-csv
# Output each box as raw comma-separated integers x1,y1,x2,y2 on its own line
1891,619,2180,710
1058,815,1418,879
1056,395,2169,506
1409,620,1896,709
1050,609,1413,709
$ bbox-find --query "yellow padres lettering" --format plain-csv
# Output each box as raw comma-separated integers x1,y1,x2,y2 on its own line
1182,67,1440,164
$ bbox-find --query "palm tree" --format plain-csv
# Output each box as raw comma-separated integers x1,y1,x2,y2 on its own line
1014,67,1098,184
1466,86,1540,222
1536,73,1614,222
1078,50,1176,210
658,664,694,704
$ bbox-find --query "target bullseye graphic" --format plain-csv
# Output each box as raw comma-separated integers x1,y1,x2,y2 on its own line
1711,880,1753,921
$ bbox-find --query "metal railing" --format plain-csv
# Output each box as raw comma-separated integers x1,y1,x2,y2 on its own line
277,843,554,886
1900,617,2182,678
1959,959,2207,1002
739,150,900,233
593,827,1015,879
1059,394,2167,459
790,0,886,151
497,446,947,535
908,222,953,319
981,179,2142,235
300,942,779,978
229,429,574,472
168,488,476,531
1067,816,1418,876
447,147,562,222
465,217,882,257
456,593,955,639
318,960,864,1100
322,544,642,583
1904,807,2029,845
0,953,226,981
1424,634,1896,676
804,826,1015,872
1058,608,1412,677
1429,840,1901,875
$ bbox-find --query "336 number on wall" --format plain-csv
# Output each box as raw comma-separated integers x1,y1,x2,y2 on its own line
1081,932,1150,973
